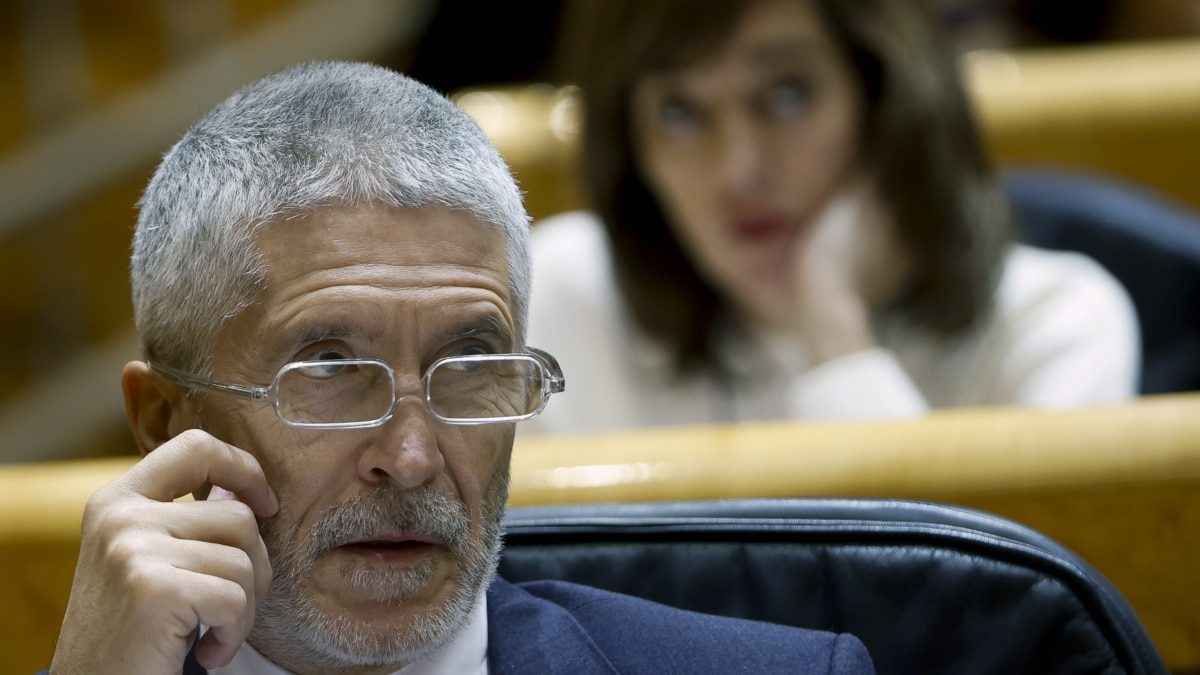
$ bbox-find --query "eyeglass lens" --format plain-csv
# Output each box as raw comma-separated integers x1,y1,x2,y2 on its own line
276,356,544,425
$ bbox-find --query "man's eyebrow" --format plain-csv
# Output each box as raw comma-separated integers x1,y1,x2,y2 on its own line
300,323,354,343
444,314,516,349
270,322,356,361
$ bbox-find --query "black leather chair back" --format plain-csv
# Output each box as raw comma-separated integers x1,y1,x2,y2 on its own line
499,499,1167,675
1007,168,1200,395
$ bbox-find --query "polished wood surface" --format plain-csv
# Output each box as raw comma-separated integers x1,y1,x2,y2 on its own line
511,394,1200,502
510,394,1200,670
968,38,1200,211
2,396,1197,672
0,457,136,675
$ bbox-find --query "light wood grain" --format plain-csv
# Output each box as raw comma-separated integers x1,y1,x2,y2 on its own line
509,394,1200,670
3,397,1196,671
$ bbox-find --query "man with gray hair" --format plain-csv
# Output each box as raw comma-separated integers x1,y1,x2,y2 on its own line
46,61,874,674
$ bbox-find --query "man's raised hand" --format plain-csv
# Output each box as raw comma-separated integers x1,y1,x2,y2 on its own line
50,430,277,674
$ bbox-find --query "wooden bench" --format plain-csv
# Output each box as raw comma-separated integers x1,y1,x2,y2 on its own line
2,395,1196,673
510,394,1200,672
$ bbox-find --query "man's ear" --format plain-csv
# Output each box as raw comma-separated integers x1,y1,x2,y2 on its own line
122,360,191,458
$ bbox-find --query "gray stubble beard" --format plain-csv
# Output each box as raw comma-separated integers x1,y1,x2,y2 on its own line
249,475,508,672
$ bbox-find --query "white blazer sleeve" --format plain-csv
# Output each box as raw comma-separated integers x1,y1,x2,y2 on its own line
980,248,1140,406
784,348,930,420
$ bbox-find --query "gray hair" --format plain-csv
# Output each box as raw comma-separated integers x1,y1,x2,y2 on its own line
132,61,531,372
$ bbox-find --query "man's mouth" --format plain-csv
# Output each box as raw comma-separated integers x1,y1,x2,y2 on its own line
335,534,443,562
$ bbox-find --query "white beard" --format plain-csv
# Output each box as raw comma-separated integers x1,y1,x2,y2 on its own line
249,477,507,672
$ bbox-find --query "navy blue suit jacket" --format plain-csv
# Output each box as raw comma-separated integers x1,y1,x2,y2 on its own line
43,576,875,674
487,576,875,674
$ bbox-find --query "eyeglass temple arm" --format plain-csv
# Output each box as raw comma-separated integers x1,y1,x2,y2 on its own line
149,361,269,401
526,347,566,394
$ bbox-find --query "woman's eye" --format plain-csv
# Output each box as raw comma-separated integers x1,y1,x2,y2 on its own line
764,78,814,118
658,95,702,136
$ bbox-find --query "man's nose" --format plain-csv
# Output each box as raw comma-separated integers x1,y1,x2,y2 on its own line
355,394,445,489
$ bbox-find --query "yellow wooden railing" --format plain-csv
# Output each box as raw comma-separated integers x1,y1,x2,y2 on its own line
2,394,1197,674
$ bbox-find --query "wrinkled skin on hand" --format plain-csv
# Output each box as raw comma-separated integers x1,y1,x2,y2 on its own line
49,430,278,674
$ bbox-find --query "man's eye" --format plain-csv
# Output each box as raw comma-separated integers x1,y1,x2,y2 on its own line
309,362,348,379
297,345,352,361
311,349,349,360
451,343,498,358
294,348,353,379
301,357,353,380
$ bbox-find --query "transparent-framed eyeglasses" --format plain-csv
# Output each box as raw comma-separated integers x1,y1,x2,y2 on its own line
149,348,565,429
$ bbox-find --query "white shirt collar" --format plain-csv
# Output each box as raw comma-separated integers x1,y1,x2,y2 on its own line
209,596,488,675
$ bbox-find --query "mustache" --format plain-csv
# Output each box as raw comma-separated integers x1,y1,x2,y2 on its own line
297,485,472,561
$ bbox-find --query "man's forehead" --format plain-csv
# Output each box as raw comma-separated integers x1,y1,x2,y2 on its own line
256,201,505,255
215,201,515,364
250,202,512,297
279,306,514,349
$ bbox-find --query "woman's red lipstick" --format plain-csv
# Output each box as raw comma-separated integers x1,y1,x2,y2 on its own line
730,213,790,242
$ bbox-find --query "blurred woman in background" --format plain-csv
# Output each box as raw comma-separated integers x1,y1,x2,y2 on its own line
523,0,1138,434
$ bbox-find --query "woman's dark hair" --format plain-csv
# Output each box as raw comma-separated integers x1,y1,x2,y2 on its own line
555,0,1010,373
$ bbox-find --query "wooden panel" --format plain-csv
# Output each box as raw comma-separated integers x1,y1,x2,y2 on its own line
510,394,1200,671
455,85,585,223
0,2,25,152
0,0,311,443
966,39,1200,210
511,394,1200,502
0,457,136,675
0,396,1196,671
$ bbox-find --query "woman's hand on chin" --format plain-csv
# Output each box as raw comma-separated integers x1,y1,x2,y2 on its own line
789,177,909,363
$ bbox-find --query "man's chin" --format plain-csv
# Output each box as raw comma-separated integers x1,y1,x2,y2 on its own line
251,560,472,672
